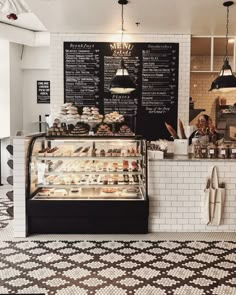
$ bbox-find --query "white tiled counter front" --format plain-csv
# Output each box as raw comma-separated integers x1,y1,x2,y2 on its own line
148,158,236,232
13,136,30,238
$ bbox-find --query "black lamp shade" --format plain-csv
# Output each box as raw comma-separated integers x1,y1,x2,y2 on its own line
210,58,236,92
110,76,136,94
110,71,136,94
109,61,136,94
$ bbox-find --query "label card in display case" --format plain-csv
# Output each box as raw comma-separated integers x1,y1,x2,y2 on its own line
64,42,179,140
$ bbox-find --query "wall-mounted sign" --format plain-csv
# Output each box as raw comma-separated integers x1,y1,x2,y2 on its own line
64,42,179,140
37,81,50,104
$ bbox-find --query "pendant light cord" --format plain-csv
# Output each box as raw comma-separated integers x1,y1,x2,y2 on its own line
121,3,124,59
225,5,229,58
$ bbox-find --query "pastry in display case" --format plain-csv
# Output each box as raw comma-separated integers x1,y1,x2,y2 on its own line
26,135,148,234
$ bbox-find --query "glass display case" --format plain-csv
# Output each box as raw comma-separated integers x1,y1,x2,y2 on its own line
26,135,148,234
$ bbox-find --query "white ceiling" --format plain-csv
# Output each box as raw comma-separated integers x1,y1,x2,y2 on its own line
0,12,46,32
0,12,47,32
21,0,236,35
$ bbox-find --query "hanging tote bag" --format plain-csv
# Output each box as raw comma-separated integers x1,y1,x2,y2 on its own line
203,166,225,226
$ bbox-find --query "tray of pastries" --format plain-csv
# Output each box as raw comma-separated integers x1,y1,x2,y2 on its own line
117,124,134,136
34,185,141,200
104,111,124,124
80,107,103,124
47,119,68,136
95,123,113,136
48,159,140,173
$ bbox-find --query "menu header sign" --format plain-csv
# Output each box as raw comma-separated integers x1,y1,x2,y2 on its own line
64,42,179,140
37,81,50,104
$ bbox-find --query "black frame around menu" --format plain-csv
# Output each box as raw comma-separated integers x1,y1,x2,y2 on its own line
64,42,179,140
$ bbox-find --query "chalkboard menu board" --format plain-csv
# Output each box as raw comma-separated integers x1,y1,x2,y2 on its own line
37,81,50,104
64,42,179,140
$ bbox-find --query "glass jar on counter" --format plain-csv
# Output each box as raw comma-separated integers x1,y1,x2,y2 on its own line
193,141,201,158
217,144,229,159
200,144,208,158
207,143,217,159
193,142,207,158
228,143,236,159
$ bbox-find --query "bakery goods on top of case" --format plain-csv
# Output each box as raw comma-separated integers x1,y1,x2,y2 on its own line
104,111,124,123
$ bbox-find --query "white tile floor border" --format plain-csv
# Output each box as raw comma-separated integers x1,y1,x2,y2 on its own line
1,221,236,242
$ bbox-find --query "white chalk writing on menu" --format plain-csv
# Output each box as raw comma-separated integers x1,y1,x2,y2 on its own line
142,44,177,114
64,42,179,140
64,42,100,107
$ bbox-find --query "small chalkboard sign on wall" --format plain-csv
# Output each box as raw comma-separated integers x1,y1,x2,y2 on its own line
64,42,179,140
37,81,50,104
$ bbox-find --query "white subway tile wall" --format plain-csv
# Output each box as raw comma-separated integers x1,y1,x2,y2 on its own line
148,160,236,232
13,137,30,238
191,55,234,72
50,34,191,128
190,73,236,125
190,55,236,125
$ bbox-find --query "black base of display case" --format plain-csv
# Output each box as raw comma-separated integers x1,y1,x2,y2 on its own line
27,199,149,234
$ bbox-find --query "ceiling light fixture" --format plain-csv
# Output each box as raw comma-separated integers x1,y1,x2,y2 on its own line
210,1,236,92
109,0,136,94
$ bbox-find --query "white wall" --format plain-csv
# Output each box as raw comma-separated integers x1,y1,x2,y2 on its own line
21,46,49,70
50,33,191,129
10,43,23,136
1,44,50,183
0,39,10,138
23,70,50,133
21,46,50,133
0,40,10,184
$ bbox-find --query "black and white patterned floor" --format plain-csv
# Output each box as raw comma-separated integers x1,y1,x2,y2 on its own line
0,240,235,294
0,194,12,229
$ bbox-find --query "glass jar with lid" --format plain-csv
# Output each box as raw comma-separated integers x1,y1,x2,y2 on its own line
200,144,208,158
228,143,236,159
207,143,217,159
193,141,208,158
217,143,229,159
193,141,201,158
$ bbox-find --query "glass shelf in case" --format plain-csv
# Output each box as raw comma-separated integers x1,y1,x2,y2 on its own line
28,136,147,201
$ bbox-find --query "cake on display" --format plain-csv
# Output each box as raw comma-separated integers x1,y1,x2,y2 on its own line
69,122,90,136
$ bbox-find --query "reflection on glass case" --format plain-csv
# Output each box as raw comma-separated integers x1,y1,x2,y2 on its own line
27,136,149,234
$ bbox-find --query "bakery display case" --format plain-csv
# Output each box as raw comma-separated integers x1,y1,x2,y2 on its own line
27,135,148,234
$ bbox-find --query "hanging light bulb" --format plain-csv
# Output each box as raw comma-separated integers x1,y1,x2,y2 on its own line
210,1,236,92
109,0,136,94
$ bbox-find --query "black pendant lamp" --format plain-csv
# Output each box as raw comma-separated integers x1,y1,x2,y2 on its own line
210,1,236,92
109,0,136,94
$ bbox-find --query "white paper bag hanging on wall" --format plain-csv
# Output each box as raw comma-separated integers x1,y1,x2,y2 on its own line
203,166,225,226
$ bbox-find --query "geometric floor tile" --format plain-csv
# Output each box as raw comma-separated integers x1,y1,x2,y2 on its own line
0,240,235,294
